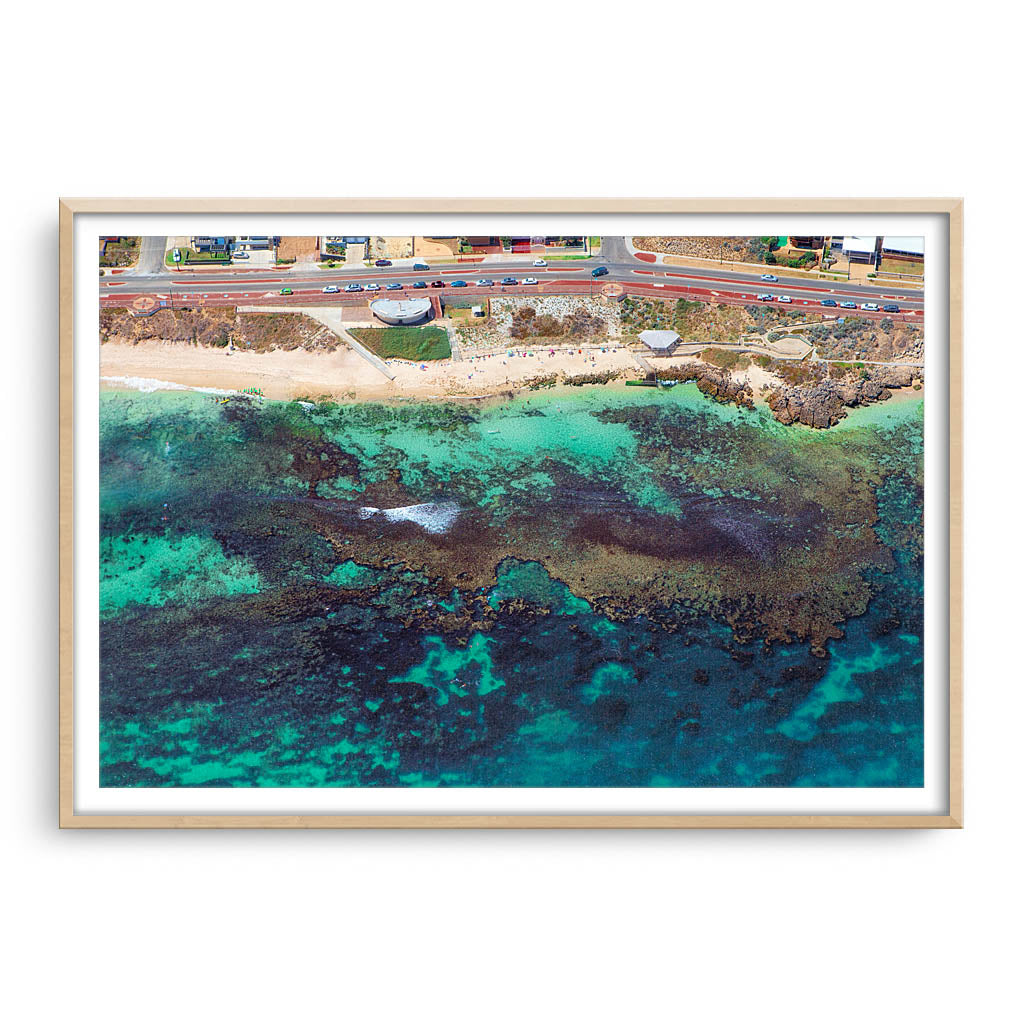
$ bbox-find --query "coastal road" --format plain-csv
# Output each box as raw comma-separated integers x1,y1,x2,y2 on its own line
102,238,925,322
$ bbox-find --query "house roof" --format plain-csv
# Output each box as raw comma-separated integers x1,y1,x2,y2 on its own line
842,236,878,254
881,236,925,256
639,330,680,350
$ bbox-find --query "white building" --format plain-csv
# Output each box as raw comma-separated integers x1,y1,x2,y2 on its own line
881,236,925,260
838,236,879,263
370,298,432,325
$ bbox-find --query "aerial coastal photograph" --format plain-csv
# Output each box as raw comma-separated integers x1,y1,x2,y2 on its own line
98,232,925,787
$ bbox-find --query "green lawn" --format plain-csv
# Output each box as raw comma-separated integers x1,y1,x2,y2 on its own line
349,326,451,361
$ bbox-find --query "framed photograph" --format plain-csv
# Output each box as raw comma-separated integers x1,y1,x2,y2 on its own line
60,198,962,828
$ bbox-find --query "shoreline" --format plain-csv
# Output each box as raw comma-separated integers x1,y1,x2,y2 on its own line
99,338,923,420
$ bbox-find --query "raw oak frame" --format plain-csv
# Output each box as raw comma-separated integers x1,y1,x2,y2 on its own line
59,197,963,829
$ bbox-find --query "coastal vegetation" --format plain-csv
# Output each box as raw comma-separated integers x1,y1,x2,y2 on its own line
349,326,451,361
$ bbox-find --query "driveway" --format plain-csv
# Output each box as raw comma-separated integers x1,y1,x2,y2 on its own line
133,236,167,275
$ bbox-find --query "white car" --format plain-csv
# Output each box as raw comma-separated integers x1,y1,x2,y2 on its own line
533,258,547,267
365,283,381,291
233,251,249,260
521,277,539,285
322,285,339,293
777,295,792,303
756,293,773,301
861,302,879,311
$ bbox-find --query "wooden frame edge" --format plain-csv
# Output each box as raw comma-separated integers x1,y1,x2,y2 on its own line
59,813,962,829
59,199,75,829
59,198,964,830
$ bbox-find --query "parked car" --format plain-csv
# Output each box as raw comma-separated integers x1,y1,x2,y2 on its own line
279,288,293,295
522,277,539,285
233,251,249,260
386,282,403,290
413,263,430,271
591,266,609,277
475,279,494,287
450,280,468,287
321,285,340,293
839,300,857,309
412,281,427,288
533,258,547,267
344,283,363,292
501,277,518,285
760,273,778,282
861,302,879,311
430,280,446,288
172,248,181,262
365,283,380,291
374,259,392,267
756,293,773,301
821,298,838,307
777,295,792,303
882,303,900,312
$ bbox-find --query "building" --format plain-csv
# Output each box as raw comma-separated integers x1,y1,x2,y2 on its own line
370,298,432,325
233,236,276,251
836,236,880,263
190,236,232,254
639,329,680,355
788,235,826,250
880,236,925,261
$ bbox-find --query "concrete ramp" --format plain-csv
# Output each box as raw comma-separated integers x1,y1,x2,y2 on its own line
239,306,395,381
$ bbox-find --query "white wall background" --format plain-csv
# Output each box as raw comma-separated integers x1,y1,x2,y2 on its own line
4,2,1019,1021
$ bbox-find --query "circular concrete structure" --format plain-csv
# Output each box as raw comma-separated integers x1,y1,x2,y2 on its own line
370,297,431,325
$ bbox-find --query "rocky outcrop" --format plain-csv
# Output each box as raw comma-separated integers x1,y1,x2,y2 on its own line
767,365,922,428
656,364,755,409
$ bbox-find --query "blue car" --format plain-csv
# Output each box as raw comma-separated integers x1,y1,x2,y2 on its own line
591,266,609,277
386,282,402,290
501,277,518,285
412,281,427,289
821,299,838,307
450,280,467,287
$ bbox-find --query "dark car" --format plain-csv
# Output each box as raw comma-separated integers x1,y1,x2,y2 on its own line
430,280,446,288
501,277,518,285
821,298,838,307
882,303,900,312
450,279,467,287
386,282,402,290
412,281,427,288
591,266,609,277
374,259,392,267
412,263,430,271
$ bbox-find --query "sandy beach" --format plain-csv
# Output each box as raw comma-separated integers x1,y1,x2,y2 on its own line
101,339,658,402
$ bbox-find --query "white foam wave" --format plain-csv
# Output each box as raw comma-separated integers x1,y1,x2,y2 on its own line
358,501,460,534
101,375,239,397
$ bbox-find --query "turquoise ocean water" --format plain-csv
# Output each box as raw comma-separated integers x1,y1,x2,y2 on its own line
98,384,924,787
